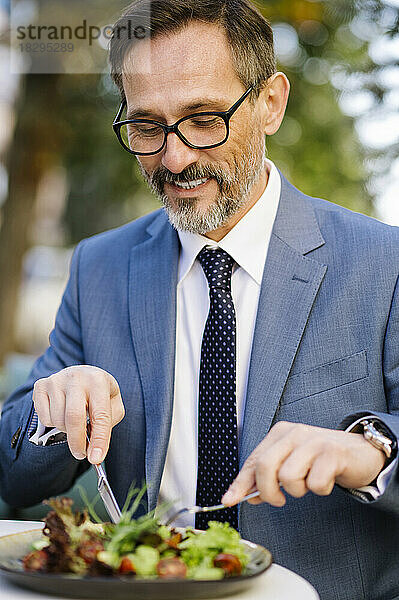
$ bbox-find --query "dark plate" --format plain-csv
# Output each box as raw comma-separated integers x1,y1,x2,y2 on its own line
0,529,272,599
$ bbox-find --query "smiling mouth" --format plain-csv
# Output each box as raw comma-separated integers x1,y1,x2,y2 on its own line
172,178,210,190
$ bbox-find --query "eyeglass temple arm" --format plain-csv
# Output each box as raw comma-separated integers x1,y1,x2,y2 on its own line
225,85,254,118
114,99,127,125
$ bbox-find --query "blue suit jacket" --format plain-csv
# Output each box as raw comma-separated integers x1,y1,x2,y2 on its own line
1,175,399,600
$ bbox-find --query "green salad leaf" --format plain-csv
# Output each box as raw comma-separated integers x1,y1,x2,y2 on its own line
178,521,249,579
127,546,160,577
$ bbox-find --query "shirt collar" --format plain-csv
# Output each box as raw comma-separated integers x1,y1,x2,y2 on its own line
177,158,281,285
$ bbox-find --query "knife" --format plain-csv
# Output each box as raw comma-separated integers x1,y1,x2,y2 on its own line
91,460,122,524
86,425,122,524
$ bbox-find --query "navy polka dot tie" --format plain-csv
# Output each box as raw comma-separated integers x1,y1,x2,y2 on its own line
195,247,239,530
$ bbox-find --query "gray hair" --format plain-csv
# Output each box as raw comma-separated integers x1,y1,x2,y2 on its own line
109,0,276,100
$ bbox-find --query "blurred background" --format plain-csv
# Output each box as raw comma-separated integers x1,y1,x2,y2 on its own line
0,0,398,517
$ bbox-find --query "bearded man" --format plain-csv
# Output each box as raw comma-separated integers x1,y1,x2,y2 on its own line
1,2,399,599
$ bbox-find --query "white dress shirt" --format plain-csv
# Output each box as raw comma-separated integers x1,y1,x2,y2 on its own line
157,159,281,526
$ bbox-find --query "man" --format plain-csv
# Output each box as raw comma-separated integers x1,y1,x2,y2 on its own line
1,1,399,598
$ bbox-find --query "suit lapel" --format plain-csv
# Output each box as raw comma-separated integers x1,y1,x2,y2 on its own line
240,176,327,464
128,212,179,510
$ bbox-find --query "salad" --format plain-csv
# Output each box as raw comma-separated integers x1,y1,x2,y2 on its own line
22,496,249,580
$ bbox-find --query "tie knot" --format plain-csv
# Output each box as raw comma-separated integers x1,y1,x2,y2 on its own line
198,247,234,290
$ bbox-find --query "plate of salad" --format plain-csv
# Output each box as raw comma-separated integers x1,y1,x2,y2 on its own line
0,495,272,599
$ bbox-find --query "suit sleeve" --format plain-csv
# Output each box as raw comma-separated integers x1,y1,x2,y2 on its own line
0,241,90,508
341,273,399,512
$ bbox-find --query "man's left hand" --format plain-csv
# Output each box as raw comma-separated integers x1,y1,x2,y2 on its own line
222,421,386,507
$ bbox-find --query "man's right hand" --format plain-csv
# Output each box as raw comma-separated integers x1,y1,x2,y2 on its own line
33,366,125,464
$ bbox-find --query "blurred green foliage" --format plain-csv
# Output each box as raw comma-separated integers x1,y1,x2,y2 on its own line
265,0,370,214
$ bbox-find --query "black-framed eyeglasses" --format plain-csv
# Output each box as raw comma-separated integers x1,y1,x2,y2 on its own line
113,85,254,156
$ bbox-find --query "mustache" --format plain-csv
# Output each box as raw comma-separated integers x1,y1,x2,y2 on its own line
149,164,236,191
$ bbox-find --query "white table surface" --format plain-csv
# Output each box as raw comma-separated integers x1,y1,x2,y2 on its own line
0,520,319,600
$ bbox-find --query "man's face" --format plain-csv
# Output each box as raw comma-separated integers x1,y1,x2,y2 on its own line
122,22,268,235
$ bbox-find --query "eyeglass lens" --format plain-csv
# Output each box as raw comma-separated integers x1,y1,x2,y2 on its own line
119,115,228,154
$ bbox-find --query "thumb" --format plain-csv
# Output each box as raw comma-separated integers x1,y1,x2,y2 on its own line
222,460,256,506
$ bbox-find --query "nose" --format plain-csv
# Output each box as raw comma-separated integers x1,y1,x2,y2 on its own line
161,132,201,174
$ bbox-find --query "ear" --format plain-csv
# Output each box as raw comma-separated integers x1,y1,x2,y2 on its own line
259,72,290,135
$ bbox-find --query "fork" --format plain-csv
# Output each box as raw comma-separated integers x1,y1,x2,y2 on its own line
165,490,260,526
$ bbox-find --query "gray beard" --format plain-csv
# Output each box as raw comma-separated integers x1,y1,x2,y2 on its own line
138,135,266,235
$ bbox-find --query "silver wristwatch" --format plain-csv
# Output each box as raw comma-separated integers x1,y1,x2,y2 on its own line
360,419,393,459
346,416,395,459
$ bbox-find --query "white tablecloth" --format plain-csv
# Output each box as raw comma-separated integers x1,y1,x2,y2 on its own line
0,520,319,599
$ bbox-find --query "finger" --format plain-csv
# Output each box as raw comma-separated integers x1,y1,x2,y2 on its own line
48,387,67,433
277,442,320,498
222,454,257,506
254,436,295,506
245,485,264,505
109,379,125,426
64,389,88,460
306,453,338,496
87,386,112,464
33,379,52,427
255,422,321,503
222,422,296,506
